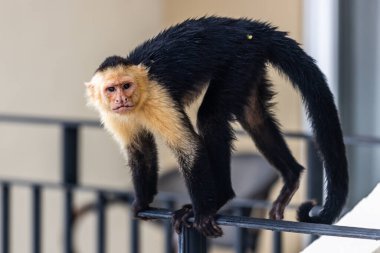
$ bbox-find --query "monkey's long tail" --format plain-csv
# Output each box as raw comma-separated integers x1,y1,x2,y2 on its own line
266,31,348,224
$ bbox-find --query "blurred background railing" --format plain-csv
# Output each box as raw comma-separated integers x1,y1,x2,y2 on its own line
1,114,380,253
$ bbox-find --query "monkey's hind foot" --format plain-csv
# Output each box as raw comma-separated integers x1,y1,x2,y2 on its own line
194,214,223,238
269,179,300,220
132,201,159,221
269,201,285,220
172,204,223,238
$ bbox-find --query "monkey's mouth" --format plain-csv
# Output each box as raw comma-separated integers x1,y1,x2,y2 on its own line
112,105,134,113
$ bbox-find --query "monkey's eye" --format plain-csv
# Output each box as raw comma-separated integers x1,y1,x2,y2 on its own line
123,83,132,89
106,87,116,92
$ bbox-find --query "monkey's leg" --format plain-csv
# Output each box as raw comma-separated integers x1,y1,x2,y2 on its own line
197,83,236,210
126,130,159,217
237,80,304,220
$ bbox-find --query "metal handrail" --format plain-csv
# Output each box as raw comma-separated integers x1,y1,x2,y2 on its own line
1,177,379,240
2,113,380,253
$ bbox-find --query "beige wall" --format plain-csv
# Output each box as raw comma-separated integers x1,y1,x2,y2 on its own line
0,0,305,252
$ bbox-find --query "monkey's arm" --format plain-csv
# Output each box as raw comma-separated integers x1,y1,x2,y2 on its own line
142,103,222,236
126,130,159,215
170,134,223,237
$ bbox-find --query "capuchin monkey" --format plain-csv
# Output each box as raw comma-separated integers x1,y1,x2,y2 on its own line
85,17,348,237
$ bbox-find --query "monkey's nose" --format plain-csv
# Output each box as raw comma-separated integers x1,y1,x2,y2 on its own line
115,96,124,104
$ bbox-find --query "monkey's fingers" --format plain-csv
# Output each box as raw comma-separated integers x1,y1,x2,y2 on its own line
172,204,194,234
173,213,191,234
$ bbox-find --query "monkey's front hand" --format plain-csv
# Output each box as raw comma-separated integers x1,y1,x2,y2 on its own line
172,204,223,238
172,204,194,233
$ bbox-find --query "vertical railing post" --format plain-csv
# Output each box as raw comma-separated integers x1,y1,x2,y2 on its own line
178,225,207,253
32,185,42,253
234,207,247,253
62,124,79,253
63,124,78,185
164,200,175,253
97,192,106,253
273,232,282,253
1,183,10,253
130,212,140,253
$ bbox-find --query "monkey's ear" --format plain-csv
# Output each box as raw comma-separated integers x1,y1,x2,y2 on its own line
137,63,150,72
84,82,94,88
84,81,97,102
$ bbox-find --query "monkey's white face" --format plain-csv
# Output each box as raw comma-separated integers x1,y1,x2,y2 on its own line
85,65,148,116
102,76,137,114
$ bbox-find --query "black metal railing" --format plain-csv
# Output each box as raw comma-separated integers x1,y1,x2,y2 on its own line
1,114,380,253
1,179,380,253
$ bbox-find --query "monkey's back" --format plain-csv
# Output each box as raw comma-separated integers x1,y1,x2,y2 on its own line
126,17,276,100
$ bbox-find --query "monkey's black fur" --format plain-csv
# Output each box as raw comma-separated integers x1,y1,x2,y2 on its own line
98,16,348,236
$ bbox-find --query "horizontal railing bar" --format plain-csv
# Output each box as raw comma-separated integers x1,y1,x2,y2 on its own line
0,179,301,210
343,135,380,146
283,131,380,146
137,209,380,240
239,129,380,146
2,114,380,146
137,208,173,220
0,179,133,197
217,215,380,240
0,114,100,128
